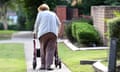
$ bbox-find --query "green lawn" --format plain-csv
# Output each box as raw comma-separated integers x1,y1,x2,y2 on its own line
58,43,108,72
0,43,26,72
0,30,16,34
0,30,17,40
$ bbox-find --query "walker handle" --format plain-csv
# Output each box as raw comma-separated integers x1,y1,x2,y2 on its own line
33,33,36,39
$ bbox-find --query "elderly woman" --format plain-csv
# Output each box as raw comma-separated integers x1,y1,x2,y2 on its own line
33,4,62,70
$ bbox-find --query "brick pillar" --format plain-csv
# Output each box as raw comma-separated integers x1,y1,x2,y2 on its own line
56,5,67,23
91,6,120,45
56,5,67,38
91,6,106,45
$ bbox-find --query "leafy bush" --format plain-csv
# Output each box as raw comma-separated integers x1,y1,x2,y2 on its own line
107,17,120,59
65,23,76,43
71,22,102,47
0,22,4,30
17,14,26,30
8,24,19,30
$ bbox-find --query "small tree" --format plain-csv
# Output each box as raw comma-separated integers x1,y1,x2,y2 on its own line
0,0,11,30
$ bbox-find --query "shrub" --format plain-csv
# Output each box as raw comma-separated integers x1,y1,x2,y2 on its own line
17,15,26,30
65,23,76,43
107,17,120,59
8,24,19,30
0,22,4,30
71,22,101,47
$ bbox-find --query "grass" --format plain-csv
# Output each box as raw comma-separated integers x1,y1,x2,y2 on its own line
0,30,16,34
0,30,17,40
0,43,26,72
58,43,108,72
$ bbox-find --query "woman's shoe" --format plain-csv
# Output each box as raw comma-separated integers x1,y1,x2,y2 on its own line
46,67,54,70
39,67,45,70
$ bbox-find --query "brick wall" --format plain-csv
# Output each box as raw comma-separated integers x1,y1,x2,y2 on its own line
56,5,67,23
55,5,67,38
91,6,120,45
55,5,79,38
56,6,79,22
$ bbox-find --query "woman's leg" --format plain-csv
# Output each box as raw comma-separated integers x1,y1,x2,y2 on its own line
39,33,57,70
39,38,46,69
45,33,57,70
46,39,56,69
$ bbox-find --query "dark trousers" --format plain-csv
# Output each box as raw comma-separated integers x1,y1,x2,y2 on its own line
39,32,57,68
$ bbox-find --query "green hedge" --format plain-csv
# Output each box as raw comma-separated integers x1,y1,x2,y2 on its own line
107,17,120,59
65,23,76,43
0,22,4,30
73,22,101,47
8,24,19,30
0,23,23,30
65,21,102,47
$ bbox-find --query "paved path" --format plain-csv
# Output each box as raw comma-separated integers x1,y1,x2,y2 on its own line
0,31,71,72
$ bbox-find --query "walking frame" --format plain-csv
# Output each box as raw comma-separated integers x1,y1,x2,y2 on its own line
32,34,61,70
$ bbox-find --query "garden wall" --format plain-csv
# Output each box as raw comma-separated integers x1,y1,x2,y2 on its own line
55,5,79,38
91,6,120,45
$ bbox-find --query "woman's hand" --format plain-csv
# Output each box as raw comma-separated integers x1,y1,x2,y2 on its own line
33,32,37,39
58,32,63,38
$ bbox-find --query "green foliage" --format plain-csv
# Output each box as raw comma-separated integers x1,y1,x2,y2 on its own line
0,30,17,40
22,0,72,30
71,22,101,47
0,43,26,72
0,30,16,34
114,11,120,17
107,17,120,59
15,1,26,30
56,0,69,5
0,0,10,6
77,0,120,15
65,23,76,43
8,24,19,30
23,0,57,30
43,0,57,10
104,0,120,6
0,22,4,30
17,15,26,30
23,0,41,30
77,0,106,15
58,43,108,72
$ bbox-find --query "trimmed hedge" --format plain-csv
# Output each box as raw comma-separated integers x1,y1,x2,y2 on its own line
65,23,76,43
8,24,19,30
0,23,21,30
65,21,102,47
72,22,101,47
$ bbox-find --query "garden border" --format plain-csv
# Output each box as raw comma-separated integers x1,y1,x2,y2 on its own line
58,39,108,51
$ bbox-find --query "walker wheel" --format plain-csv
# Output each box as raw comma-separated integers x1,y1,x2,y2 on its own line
33,60,37,70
